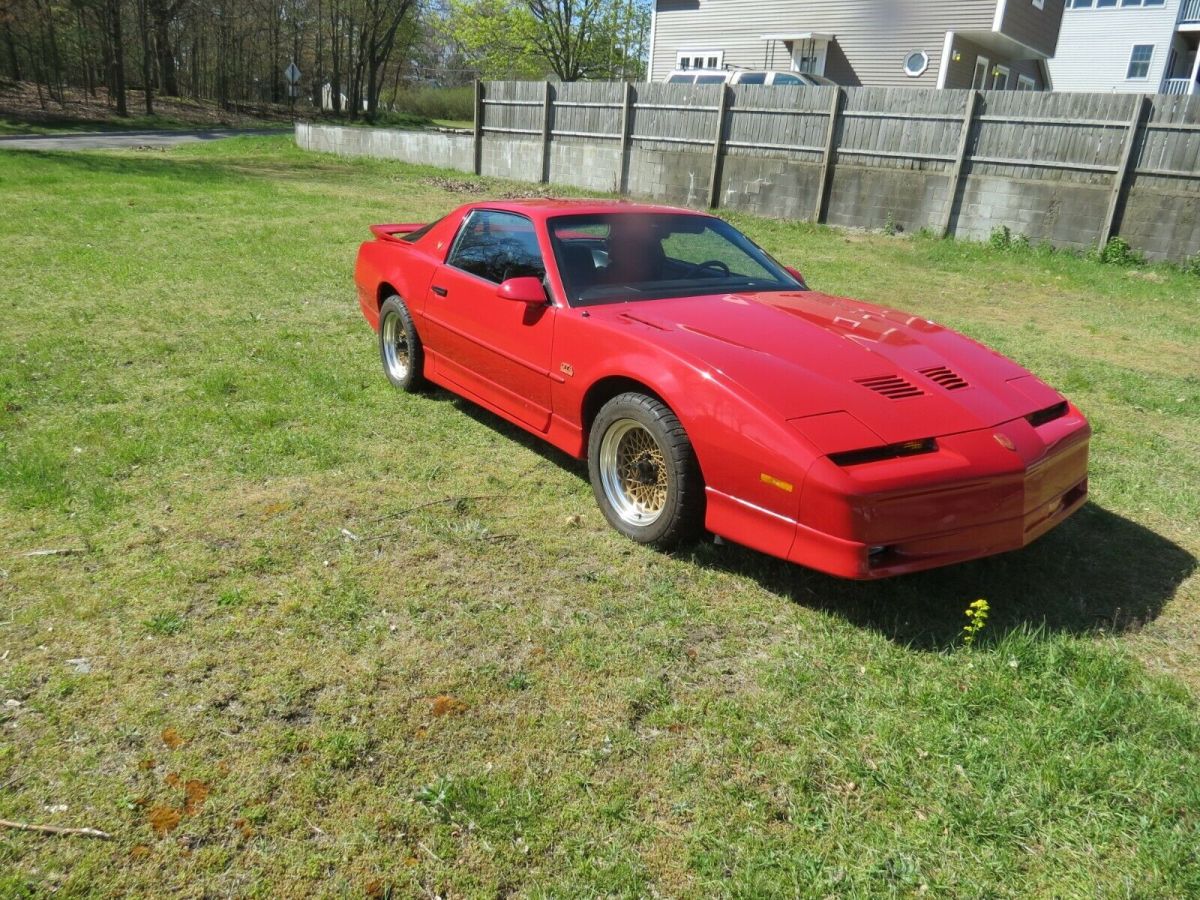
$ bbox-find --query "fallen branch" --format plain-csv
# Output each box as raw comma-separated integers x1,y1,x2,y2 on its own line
20,548,85,558
0,818,112,840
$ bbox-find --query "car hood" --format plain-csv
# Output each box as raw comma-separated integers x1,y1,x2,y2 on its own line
593,290,1064,446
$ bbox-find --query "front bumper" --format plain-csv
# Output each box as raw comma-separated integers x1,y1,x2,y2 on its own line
787,408,1091,579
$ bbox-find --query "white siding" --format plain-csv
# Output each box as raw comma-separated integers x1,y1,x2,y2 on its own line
650,0,998,87
1048,0,1183,92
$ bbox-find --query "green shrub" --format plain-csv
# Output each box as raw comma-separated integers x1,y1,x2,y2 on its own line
387,85,475,123
988,225,1012,251
1096,236,1145,267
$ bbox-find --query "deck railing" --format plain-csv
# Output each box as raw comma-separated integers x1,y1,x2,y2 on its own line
1160,78,1195,95
1180,0,1200,24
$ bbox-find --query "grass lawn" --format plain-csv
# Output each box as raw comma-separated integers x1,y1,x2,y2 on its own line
0,136,1198,897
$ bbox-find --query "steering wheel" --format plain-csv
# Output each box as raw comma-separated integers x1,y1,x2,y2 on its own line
684,259,731,279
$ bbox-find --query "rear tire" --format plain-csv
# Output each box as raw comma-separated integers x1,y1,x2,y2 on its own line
378,295,426,392
588,392,705,549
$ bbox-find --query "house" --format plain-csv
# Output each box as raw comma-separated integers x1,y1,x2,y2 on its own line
648,0,1066,90
1047,0,1200,95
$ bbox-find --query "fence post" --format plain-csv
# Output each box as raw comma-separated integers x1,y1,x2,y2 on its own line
618,81,635,195
1099,94,1147,251
813,87,842,224
707,84,731,209
540,80,554,184
941,90,980,238
472,80,484,176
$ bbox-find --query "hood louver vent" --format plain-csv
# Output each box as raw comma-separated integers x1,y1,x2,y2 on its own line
919,365,970,391
856,374,924,400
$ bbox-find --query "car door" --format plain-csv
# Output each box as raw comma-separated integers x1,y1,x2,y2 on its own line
423,209,556,431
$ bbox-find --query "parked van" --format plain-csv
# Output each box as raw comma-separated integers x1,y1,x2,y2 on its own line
664,69,836,87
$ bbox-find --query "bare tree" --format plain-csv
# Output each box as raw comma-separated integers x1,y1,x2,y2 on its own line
362,0,414,118
523,0,601,82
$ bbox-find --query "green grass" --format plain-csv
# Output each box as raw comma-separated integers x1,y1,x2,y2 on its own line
0,136,1197,896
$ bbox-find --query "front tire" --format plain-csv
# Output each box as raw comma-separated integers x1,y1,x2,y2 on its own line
588,392,705,549
378,295,426,392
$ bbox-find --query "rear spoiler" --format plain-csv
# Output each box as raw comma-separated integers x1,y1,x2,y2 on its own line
370,223,425,242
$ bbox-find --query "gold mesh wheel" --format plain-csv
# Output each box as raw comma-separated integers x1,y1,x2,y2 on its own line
599,418,669,526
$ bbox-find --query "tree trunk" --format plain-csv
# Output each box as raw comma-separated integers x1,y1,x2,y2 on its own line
151,1,180,97
2,22,21,81
329,1,341,114
138,0,154,113
109,0,128,115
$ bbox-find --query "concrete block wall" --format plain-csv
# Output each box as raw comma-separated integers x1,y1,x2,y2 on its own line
951,173,1111,252
827,166,950,234
547,139,624,193
625,147,713,208
296,122,1200,263
480,136,541,180
720,156,822,221
1120,179,1200,262
295,122,473,172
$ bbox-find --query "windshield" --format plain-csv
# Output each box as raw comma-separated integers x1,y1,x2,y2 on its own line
548,213,803,307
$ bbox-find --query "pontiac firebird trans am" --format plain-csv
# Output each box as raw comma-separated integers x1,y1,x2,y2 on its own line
354,200,1090,579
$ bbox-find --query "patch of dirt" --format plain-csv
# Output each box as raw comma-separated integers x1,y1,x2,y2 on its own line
430,695,469,717
421,176,485,194
183,779,210,816
147,805,182,835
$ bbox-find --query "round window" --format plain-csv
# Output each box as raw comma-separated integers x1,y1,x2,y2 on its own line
904,51,929,78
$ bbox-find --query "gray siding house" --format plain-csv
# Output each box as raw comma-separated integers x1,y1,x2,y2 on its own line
1048,0,1200,95
649,0,1066,90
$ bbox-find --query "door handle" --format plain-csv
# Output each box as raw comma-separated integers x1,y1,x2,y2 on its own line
431,285,448,297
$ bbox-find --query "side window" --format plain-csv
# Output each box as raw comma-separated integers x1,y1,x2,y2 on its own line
773,73,802,85
447,210,545,284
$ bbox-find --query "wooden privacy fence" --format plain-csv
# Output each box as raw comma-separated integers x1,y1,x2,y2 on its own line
468,80,1200,260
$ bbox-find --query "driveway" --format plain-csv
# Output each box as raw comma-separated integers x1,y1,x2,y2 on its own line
0,128,288,151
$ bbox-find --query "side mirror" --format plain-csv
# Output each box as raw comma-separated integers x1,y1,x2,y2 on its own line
785,266,806,286
497,276,548,306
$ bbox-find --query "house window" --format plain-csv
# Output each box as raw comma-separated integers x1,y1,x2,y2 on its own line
972,56,991,89
1126,44,1153,79
904,50,930,77
992,65,1011,90
1017,75,1037,90
676,50,723,71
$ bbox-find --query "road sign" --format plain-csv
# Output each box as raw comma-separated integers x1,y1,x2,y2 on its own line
284,62,301,85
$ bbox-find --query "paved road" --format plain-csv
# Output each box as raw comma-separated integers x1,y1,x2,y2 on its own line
0,127,289,151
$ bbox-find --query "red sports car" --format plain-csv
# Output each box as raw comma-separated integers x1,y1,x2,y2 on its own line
354,200,1089,579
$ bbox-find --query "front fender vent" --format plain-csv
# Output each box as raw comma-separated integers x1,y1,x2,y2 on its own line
856,374,924,400
919,365,970,391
